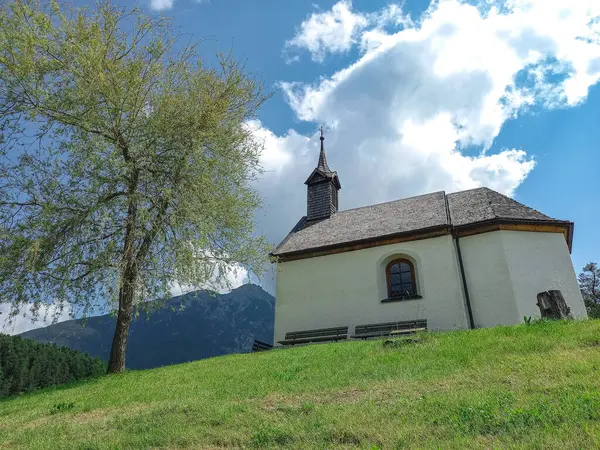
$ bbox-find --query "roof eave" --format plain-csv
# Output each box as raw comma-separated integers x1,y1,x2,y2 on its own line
454,217,572,229
273,216,576,261
454,218,575,253
270,217,308,258
273,224,452,261
304,168,338,185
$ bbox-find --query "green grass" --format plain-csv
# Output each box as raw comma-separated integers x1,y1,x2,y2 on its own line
2,320,600,449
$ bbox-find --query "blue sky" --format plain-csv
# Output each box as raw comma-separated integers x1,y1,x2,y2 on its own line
157,0,599,277
4,0,600,332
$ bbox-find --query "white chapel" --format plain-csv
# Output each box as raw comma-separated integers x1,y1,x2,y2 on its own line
272,134,586,345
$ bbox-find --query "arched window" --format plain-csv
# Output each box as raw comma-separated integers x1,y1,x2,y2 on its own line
386,259,417,298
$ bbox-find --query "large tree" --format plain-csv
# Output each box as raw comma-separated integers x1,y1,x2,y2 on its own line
579,263,600,319
0,0,270,373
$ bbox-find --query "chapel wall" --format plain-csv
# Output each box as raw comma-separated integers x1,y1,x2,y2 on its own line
273,234,469,345
500,230,587,320
459,230,586,327
458,231,519,327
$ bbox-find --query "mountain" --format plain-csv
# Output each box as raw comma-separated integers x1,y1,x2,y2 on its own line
19,284,274,370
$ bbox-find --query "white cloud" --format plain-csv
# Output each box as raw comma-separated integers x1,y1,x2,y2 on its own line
1,303,73,335
285,1,413,62
247,120,298,174
150,0,174,11
284,0,369,62
9,1,598,302
251,0,600,289
169,251,251,297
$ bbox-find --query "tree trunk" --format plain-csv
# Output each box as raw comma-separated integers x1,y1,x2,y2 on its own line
107,273,136,374
107,169,139,374
536,290,573,320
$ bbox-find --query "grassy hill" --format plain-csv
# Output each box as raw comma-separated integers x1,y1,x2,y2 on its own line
2,320,600,449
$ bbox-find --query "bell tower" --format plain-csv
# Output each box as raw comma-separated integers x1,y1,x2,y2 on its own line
304,128,341,222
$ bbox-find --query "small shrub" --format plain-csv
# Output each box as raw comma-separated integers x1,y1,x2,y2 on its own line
300,402,315,414
327,429,362,445
585,301,600,319
50,402,76,415
383,337,424,348
250,425,294,446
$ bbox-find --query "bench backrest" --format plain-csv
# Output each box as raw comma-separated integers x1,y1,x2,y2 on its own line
252,340,273,352
285,326,348,340
354,320,427,335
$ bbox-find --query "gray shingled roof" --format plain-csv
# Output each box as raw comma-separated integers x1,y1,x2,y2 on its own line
273,187,569,256
446,187,555,226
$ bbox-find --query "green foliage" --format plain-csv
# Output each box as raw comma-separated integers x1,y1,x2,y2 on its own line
250,425,295,446
0,334,105,397
523,316,556,326
586,301,600,319
0,0,271,371
578,262,600,318
49,401,76,414
1,320,600,448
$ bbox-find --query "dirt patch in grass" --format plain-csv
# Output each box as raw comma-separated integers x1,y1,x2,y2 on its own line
263,387,368,411
21,415,52,431
22,402,151,430
74,402,150,424
261,383,425,413
319,387,366,404
581,338,600,347
71,408,117,425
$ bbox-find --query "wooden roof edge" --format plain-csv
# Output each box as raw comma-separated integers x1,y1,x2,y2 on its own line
273,224,452,262
453,218,574,253
274,218,575,262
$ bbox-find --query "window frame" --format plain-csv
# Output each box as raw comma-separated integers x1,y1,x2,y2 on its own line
385,258,418,299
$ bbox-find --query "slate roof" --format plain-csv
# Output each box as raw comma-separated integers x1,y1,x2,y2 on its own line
273,187,571,257
446,188,554,227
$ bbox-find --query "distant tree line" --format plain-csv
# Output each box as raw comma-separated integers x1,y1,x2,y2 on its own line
0,334,105,397
579,263,600,319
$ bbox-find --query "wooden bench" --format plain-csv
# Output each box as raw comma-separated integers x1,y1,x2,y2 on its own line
251,339,273,352
351,320,427,339
278,326,349,346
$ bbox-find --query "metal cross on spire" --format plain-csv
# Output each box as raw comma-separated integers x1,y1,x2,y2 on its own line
317,125,330,173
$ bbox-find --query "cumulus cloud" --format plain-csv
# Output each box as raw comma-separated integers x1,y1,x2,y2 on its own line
285,1,413,62
7,1,600,303
284,0,370,62
150,0,174,11
0,303,73,335
169,252,251,297
251,0,600,283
